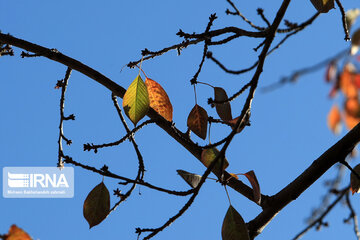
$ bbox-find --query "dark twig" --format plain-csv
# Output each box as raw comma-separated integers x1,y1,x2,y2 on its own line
83,119,155,153
345,192,360,239
340,159,360,181
190,13,217,85
335,0,350,41
57,67,73,168
137,135,226,240
257,8,271,27
292,187,349,240
208,81,252,105
109,94,146,214
63,156,193,196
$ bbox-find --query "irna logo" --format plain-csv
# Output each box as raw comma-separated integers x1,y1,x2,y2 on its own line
7,172,69,188
3,167,74,198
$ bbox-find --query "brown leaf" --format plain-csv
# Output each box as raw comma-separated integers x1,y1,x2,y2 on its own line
177,169,202,188
222,205,250,240
145,78,173,122
351,28,360,55
241,171,261,205
351,164,360,194
83,181,110,228
214,87,232,121
187,104,208,140
327,105,342,134
7,225,32,240
201,147,229,176
310,0,334,13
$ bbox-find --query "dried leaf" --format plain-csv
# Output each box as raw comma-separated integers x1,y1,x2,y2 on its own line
214,87,232,121
350,164,360,194
310,0,334,13
145,78,173,121
177,169,202,188
241,171,261,205
327,105,342,134
346,9,360,30
7,225,32,240
123,75,150,125
201,147,229,176
187,104,208,140
352,28,360,55
227,115,249,133
222,205,250,240
83,182,110,228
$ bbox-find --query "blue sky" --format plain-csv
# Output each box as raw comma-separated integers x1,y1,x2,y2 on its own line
1,0,360,239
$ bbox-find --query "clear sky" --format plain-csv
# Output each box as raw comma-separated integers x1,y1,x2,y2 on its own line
1,0,360,240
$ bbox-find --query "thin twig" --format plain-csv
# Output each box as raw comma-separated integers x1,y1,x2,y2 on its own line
292,187,349,240
345,192,360,239
57,67,73,168
335,0,350,41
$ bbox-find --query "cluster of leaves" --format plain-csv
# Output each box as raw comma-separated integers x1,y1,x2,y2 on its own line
327,9,360,134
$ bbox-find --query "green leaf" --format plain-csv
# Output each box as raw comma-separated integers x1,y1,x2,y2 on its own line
123,75,150,125
214,87,232,121
83,182,110,228
187,104,208,140
222,205,250,240
201,147,229,176
177,169,202,188
309,0,334,13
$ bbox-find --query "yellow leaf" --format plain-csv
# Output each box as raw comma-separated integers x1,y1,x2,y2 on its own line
145,78,173,121
123,75,150,125
201,147,229,176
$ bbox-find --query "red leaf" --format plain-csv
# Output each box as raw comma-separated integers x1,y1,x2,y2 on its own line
187,104,208,140
145,78,173,122
340,64,358,98
241,171,261,205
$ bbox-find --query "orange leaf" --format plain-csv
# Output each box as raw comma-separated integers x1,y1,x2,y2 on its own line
214,87,232,121
340,64,358,98
344,110,360,130
344,98,360,117
327,105,342,134
145,78,173,122
187,104,208,140
241,171,261,205
229,173,239,180
7,225,32,240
